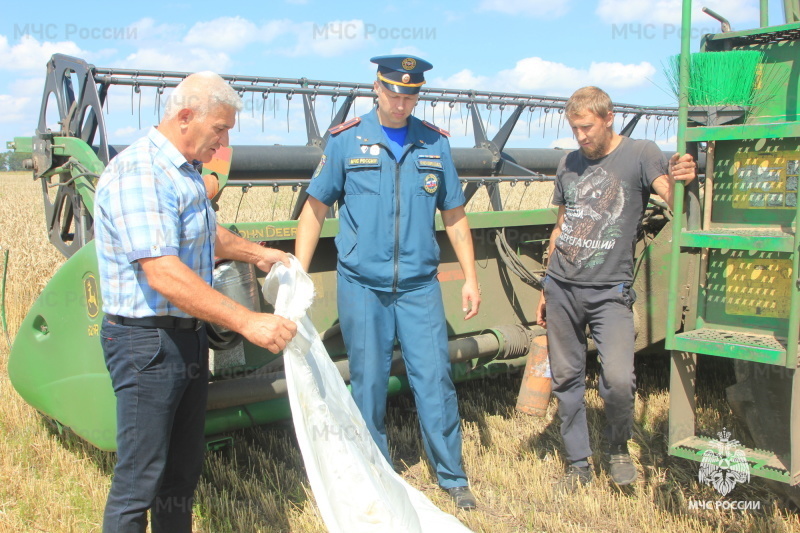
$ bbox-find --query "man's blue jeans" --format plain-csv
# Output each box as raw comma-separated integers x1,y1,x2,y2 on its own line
544,275,637,463
101,316,209,533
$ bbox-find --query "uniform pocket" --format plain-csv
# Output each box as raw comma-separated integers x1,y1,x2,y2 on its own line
344,157,381,195
334,230,358,261
415,159,444,197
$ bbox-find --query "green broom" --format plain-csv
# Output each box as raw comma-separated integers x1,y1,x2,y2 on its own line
666,50,763,106
664,50,764,124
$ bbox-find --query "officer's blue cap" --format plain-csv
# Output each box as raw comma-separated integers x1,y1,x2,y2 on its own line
370,55,432,95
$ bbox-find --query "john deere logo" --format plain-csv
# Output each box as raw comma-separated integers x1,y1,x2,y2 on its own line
84,274,99,318
698,428,750,496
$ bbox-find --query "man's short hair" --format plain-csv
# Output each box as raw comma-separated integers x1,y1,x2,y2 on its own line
565,86,613,118
163,71,243,121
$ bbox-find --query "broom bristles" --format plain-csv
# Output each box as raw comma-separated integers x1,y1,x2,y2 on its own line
664,50,763,107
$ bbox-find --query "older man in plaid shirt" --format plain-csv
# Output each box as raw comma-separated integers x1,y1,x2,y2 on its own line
94,72,297,533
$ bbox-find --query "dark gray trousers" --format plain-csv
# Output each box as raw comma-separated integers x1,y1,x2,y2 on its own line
543,275,637,463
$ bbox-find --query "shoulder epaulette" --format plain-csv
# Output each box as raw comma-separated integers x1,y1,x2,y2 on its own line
328,117,361,135
422,120,450,137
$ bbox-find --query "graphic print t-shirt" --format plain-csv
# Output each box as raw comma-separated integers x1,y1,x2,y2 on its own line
548,136,668,285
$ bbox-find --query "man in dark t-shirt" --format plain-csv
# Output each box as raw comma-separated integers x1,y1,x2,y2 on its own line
536,86,696,491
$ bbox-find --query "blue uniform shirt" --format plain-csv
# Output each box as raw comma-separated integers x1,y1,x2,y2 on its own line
94,127,216,318
307,108,465,292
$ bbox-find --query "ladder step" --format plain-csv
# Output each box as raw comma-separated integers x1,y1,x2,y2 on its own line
681,228,795,252
684,121,800,142
671,436,793,484
670,328,786,365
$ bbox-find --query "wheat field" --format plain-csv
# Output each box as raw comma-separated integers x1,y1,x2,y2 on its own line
0,171,798,532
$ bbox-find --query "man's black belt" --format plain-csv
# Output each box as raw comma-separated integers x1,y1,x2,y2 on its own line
106,314,202,330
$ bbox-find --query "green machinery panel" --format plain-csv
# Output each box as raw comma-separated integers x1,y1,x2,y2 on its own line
703,24,800,126
732,34,799,125
709,139,800,225
703,249,792,333
7,211,555,451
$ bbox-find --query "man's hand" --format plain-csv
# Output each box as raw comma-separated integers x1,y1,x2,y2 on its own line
254,247,291,274
241,313,298,354
669,153,696,184
535,292,546,327
216,226,290,273
462,280,481,320
653,154,698,210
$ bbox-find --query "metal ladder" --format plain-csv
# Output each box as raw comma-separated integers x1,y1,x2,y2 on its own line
666,0,800,485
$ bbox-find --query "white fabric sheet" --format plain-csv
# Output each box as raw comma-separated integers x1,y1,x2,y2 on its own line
263,257,472,533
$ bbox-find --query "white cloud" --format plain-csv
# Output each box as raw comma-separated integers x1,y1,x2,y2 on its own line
128,18,185,42
121,18,249,71
550,136,577,149
432,58,655,110
389,45,426,58
497,57,580,93
0,34,86,72
119,47,232,73
183,17,289,52
587,61,657,89
432,69,491,91
493,57,655,94
479,0,571,18
1,78,46,135
136,17,370,61
0,94,32,123
655,135,677,151
184,17,259,51
113,126,139,138
596,0,759,25
277,20,369,58
10,77,44,96
443,11,466,23
105,17,260,73
597,0,675,24
250,19,294,47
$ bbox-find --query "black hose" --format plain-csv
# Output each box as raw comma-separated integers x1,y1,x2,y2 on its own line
493,228,544,288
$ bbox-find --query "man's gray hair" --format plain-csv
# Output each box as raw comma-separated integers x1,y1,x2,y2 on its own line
163,71,243,121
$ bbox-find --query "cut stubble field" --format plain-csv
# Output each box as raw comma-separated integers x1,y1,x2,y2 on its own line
0,171,798,532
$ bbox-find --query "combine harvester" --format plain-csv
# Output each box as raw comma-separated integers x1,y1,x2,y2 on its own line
5,0,800,506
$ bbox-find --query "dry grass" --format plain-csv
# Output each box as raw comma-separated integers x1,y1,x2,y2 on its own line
215,180,555,223
0,171,798,532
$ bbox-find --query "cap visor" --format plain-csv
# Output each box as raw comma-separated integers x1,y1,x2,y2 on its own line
379,80,421,95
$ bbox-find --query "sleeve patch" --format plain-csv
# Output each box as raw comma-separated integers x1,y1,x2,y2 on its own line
312,154,327,178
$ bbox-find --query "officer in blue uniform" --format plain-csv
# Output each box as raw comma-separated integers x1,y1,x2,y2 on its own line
296,55,481,510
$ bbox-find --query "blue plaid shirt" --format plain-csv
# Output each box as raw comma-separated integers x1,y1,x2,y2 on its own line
94,127,216,318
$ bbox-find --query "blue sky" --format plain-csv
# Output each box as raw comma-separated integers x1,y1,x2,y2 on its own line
0,0,787,152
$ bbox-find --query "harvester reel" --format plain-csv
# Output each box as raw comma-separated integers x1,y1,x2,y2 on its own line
40,168,93,257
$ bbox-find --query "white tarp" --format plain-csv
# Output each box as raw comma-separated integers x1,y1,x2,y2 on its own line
263,257,472,533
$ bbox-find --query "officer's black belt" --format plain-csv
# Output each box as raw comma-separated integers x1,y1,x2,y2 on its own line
105,314,202,330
